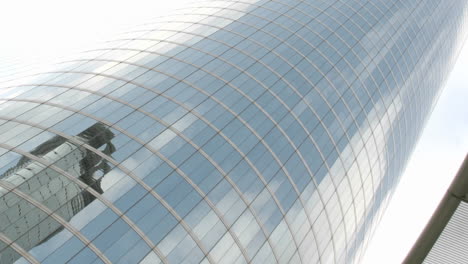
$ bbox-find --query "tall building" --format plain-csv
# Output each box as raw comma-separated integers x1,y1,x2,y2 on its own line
404,155,468,264
0,0,467,263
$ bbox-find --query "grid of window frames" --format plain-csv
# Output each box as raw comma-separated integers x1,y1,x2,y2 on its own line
0,0,467,263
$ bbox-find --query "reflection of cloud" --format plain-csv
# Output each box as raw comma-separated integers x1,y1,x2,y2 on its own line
19,201,108,263
20,229,74,262
100,169,136,200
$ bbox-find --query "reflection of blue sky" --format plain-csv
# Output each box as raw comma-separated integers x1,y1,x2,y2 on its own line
1,1,467,263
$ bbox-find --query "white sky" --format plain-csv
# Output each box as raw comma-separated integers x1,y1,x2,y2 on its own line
0,1,467,263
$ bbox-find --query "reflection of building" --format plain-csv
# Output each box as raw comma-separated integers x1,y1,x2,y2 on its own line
0,0,467,263
0,123,114,264
404,155,468,264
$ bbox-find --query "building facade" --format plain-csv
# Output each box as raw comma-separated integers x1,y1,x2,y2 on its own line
0,0,467,263
404,155,468,264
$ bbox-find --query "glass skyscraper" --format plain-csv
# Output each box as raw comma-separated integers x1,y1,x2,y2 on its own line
0,0,467,263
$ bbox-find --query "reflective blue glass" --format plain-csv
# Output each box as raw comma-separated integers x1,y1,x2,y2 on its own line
0,0,467,263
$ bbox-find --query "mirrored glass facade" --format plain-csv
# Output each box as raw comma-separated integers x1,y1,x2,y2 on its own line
0,0,467,263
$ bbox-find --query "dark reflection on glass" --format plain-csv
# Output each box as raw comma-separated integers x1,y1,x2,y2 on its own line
0,123,114,264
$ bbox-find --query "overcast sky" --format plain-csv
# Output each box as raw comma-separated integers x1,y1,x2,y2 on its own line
0,1,467,263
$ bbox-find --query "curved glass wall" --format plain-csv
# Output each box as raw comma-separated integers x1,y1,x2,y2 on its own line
0,0,467,263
